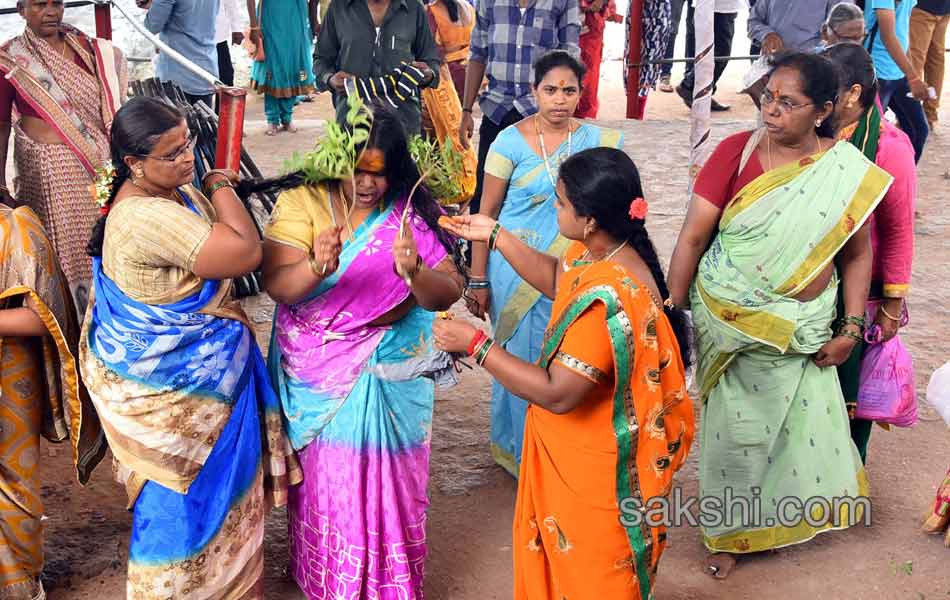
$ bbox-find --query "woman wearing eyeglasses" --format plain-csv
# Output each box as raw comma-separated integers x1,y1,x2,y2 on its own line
667,52,893,579
79,97,299,599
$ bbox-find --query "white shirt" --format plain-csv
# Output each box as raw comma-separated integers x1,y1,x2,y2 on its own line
215,0,248,44
692,0,748,13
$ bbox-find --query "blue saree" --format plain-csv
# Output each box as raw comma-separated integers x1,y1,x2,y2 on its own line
482,121,623,476
80,191,299,599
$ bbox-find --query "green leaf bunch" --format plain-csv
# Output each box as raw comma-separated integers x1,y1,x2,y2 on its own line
408,134,464,205
282,94,374,184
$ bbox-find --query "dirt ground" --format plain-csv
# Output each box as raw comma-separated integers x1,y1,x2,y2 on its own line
13,54,950,599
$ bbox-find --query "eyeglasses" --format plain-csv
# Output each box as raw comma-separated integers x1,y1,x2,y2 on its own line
828,25,867,44
760,89,813,115
137,131,197,163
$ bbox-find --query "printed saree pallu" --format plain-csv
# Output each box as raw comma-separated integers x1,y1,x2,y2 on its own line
0,206,104,600
691,139,893,553
484,123,623,478
80,257,299,599
265,187,450,599
0,27,126,316
513,241,694,600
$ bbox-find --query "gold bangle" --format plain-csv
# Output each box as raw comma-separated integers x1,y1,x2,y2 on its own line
879,303,902,322
308,255,327,277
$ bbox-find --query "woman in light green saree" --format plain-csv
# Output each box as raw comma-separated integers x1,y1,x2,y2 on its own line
668,52,894,579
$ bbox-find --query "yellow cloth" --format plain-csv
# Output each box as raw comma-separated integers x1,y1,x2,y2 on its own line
102,186,213,304
0,205,104,598
264,182,337,252
420,68,477,205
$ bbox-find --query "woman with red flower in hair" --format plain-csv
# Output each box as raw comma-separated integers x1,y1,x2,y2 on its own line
436,147,695,599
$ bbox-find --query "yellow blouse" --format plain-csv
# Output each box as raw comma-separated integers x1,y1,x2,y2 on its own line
264,182,338,253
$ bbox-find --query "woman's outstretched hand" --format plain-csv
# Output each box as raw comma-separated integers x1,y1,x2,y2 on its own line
433,317,479,354
439,214,497,243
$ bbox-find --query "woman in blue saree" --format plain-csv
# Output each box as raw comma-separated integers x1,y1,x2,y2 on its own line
260,108,465,598
79,97,299,599
467,50,623,476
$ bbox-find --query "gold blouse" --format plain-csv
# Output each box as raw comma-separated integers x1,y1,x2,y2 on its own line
102,185,213,304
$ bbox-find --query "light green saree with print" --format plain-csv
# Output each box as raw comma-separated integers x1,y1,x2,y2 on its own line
691,136,892,553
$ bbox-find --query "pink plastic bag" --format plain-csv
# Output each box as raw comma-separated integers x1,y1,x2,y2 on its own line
855,333,917,427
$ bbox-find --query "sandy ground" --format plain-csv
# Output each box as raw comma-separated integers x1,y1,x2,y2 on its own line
5,48,949,599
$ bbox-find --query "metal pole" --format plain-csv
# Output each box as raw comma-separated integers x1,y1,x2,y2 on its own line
93,0,112,39
624,0,646,119
689,0,714,194
215,88,247,172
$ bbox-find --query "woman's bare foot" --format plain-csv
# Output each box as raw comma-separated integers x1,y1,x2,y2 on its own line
265,123,280,136
703,553,737,579
283,122,299,133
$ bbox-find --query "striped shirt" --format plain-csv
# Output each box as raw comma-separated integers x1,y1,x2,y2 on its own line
469,0,580,125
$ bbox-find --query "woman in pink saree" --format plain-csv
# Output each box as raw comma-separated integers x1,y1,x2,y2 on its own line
260,108,465,598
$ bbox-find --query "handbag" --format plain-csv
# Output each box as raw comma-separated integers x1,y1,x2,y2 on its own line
854,300,917,427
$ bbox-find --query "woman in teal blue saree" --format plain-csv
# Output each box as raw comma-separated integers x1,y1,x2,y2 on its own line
467,51,623,476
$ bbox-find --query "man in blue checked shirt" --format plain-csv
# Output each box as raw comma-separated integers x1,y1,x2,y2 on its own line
458,0,580,217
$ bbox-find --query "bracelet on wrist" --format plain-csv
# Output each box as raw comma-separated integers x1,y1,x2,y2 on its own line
878,302,903,322
474,337,495,365
487,223,502,252
462,107,473,113
466,280,491,290
836,330,863,344
309,255,330,277
467,330,488,356
205,179,234,198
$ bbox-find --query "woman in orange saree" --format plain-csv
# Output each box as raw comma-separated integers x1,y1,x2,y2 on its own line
435,147,694,599
0,202,104,600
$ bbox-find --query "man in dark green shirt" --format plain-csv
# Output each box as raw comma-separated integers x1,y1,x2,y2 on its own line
315,0,441,133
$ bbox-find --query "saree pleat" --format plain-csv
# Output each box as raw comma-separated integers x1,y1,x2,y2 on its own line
692,139,892,553
485,123,623,477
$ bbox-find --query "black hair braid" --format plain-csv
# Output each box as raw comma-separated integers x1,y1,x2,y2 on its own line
443,0,460,22
626,224,692,368
559,147,692,367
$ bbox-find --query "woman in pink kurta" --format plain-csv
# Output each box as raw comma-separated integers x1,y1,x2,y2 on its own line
824,43,915,462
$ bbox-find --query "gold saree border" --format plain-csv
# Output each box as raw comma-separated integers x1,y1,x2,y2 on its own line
494,236,571,344
703,468,870,553
694,280,797,352
774,165,892,296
